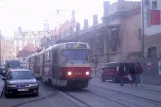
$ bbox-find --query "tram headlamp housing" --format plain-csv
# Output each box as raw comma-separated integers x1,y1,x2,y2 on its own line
68,71,72,76
86,71,90,75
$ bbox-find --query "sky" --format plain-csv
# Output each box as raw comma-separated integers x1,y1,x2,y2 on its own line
0,0,140,37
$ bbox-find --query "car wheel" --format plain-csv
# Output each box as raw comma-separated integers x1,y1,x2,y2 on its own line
101,75,105,82
112,76,116,83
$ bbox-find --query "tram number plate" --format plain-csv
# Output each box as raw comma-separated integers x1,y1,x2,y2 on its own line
75,72,82,75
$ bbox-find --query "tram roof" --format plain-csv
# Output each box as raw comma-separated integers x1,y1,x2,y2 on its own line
27,42,90,58
45,42,90,51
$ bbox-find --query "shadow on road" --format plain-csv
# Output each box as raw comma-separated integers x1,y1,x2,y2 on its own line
2,93,38,99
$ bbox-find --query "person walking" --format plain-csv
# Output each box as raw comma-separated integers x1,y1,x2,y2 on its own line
118,62,126,86
129,63,136,86
135,62,144,87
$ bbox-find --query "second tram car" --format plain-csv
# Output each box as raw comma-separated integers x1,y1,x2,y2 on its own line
27,42,92,88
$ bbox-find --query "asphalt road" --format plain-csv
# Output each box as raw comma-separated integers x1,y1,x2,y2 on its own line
1,76,161,107
0,82,80,107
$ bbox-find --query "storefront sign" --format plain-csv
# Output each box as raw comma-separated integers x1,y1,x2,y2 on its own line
150,10,160,25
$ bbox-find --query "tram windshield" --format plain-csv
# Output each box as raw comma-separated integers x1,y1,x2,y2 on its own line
62,49,88,62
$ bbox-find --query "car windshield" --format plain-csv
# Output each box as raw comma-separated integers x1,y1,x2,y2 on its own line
9,71,34,80
8,60,21,69
62,49,88,62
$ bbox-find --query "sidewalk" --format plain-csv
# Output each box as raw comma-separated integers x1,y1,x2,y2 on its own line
92,75,161,92
0,75,4,97
90,77,161,103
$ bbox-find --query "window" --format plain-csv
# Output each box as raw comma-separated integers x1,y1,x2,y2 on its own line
62,49,88,62
152,0,157,9
148,47,157,58
49,50,52,61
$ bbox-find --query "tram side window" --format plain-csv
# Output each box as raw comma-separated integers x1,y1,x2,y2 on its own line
49,50,52,62
45,53,47,61
40,55,43,65
37,56,40,65
53,50,58,64
31,58,33,64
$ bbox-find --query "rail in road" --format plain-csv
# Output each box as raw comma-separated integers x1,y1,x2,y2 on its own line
89,84,161,107
58,90,92,107
10,92,58,107
59,89,135,107
60,86,161,107
2,79,161,107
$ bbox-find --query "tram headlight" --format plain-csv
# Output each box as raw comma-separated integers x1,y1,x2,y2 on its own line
86,71,90,75
68,71,72,76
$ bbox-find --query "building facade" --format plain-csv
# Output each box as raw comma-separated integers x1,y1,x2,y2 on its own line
37,0,161,84
55,0,142,68
143,0,161,57
14,30,42,55
1,36,16,66
17,43,38,68
143,0,161,84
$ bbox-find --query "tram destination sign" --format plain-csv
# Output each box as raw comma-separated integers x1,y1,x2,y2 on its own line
66,43,87,49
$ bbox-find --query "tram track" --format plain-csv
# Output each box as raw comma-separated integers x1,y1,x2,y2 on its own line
58,91,92,107
59,88,139,107
83,89,141,107
9,82,161,107
105,82,161,96
126,86,161,96
10,92,59,107
89,84,161,107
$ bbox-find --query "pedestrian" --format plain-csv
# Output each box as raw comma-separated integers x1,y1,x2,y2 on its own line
118,62,126,86
135,62,144,87
129,63,136,86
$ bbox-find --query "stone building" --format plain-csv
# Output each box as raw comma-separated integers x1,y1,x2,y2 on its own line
17,43,38,68
1,36,16,66
142,0,161,84
14,29,42,55
58,0,142,69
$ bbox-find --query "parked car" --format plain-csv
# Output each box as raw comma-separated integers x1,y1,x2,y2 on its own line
101,62,130,83
2,69,39,98
4,60,21,77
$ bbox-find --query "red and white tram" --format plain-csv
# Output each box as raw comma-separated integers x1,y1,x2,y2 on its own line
28,42,92,88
